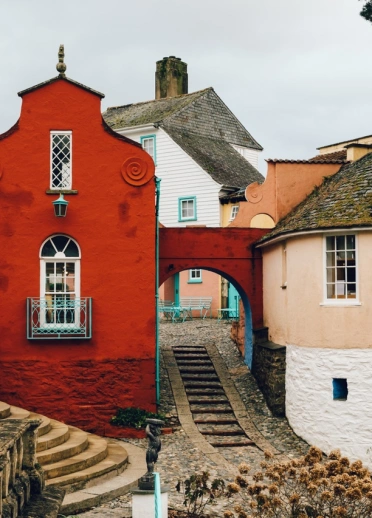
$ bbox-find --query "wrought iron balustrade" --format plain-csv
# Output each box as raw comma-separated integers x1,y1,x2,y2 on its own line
27,297,92,339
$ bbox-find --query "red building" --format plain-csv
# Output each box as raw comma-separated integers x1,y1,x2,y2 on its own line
0,48,156,432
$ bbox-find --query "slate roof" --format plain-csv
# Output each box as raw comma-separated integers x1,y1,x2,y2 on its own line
165,128,262,188
103,87,264,188
259,152,372,244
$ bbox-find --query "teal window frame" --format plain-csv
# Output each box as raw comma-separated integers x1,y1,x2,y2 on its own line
140,135,156,165
178,196,197,222
188,269,202,284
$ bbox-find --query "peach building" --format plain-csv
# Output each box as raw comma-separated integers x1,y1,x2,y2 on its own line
252,148,372,467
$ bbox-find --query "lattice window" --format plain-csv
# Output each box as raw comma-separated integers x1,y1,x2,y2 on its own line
51,132,72,189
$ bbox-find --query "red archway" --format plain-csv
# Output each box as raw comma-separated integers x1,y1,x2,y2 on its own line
159,227,268,365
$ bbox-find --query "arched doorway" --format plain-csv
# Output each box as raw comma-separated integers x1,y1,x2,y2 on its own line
159,266,255,367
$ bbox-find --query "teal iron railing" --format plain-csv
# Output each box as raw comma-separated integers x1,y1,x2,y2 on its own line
154,472,162,518
27,297,92,339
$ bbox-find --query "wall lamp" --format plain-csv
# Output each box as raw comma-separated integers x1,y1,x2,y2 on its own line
53,193,69,217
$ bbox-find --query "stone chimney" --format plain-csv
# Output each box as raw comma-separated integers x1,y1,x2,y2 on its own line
155,56,188,100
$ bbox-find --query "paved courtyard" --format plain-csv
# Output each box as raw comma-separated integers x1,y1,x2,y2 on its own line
69,319,309,517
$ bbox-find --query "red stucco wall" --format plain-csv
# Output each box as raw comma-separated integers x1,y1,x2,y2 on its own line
159,227,267,329
0,78,156,432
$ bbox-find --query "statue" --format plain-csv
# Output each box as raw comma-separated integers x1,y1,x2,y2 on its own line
138,418,164,490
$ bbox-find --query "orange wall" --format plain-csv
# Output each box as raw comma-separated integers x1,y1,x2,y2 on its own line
231,161,342,227
0,78,155,432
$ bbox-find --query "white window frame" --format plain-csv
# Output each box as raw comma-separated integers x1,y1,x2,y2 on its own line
140,135,156,164
322,233,359,305
40,236,81,328
229,205,239,221
50,131,72,190
188,269,202,283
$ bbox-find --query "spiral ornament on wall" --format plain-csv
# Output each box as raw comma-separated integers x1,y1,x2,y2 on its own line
246,183,263,204
121,157,151,186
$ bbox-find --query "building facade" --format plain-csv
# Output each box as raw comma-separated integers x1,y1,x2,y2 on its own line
0,51,156,432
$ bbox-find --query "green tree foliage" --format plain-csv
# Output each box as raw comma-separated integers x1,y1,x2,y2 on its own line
360,0,372,23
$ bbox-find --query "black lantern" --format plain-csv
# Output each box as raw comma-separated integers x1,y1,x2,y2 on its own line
53,193,69,217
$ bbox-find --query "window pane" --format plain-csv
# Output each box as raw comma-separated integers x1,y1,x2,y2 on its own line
64,240,79,257
42,240,56,257
181,199,194,219
336,268,345,281
143,138,154,158
45,263,54,292
336,236,345,250
326,252,335,267
52,236,69,252
346,235,355,250
327,284,335,298
326,268,335,282
326,236,335,251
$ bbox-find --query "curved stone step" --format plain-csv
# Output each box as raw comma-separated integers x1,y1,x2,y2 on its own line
43,435,108,480
37,427,89,465
47,440,129,492
6,405,30,420
60,442,146,515
0,401,11,419
29,412,52,437
37,421,70,452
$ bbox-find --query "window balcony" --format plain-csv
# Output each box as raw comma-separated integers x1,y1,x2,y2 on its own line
27,297,92,339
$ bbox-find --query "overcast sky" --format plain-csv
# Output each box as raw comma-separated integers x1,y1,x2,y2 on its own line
1,0,371,172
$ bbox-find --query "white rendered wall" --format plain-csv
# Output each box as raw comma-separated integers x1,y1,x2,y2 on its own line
286,344,372,469
118,127,221,227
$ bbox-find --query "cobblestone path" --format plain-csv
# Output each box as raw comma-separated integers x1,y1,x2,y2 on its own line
70,320,309,518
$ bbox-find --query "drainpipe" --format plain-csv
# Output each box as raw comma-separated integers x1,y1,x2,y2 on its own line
155,177,161,406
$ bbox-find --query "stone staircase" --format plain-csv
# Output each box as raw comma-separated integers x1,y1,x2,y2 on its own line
0,401,146,515
173,345,255,447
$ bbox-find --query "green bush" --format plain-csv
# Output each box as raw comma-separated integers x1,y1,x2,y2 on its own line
110,407,165,429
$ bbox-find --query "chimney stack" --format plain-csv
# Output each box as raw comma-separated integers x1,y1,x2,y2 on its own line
155,56,188,100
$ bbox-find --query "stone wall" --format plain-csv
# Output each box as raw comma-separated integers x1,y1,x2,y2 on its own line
252,341,286,417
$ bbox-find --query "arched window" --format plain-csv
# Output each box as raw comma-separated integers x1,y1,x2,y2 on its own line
39,235,80,327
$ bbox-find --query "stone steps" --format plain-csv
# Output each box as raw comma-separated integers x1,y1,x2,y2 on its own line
37,427,89,466
173,345,256,449
0,401,11,419
0,402,147,514
207,436,256,447
37,420,70,452
185,388,225,395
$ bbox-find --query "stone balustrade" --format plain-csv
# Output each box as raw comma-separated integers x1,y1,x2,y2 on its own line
0,419,64,518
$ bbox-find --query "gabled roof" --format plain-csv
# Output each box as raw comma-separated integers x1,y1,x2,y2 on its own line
309,149,348,163
259,152,372,244
103,87,264,188
18,75,105,99
104,88,262,150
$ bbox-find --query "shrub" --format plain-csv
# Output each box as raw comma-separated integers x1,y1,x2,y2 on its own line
110,407,165,429
176,471,225,517
225,446,372,518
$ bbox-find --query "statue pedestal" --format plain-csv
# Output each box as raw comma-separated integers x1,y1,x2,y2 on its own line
132,486,169,518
